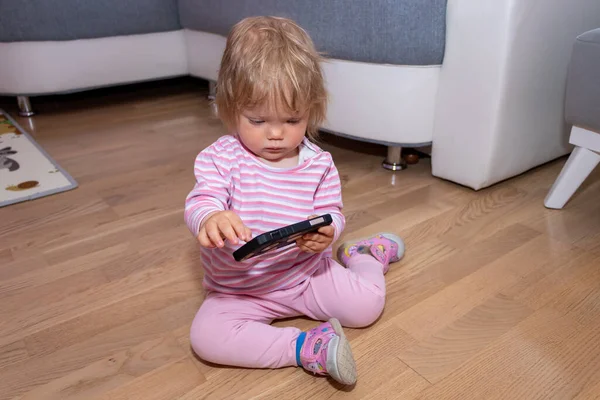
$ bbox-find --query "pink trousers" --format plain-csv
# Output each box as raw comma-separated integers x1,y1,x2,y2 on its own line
189,254,386,369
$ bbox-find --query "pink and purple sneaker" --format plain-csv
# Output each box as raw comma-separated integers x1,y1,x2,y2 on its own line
336,233,405,274
297,318,357,385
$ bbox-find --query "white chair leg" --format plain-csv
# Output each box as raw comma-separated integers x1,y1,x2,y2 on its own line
544,146,600,209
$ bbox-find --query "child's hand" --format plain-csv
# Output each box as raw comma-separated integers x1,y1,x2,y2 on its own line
198,211,252,248
297,215,335,254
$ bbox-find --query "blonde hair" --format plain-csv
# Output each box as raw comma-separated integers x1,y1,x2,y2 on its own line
215,16,327,140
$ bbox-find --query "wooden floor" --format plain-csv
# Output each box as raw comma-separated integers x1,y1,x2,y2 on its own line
2,78,600,400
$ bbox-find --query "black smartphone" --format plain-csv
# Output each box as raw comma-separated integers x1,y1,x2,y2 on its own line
233,214,333,262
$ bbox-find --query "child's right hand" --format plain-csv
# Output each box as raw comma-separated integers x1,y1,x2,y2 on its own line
197,211,252,248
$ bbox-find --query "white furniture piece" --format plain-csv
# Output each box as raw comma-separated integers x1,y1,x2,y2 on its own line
545,127,600,209
544,28,600,209
2,1,600,190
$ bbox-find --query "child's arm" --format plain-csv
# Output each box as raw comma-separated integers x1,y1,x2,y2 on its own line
297,159,346,253
184,149,236,238
313,161,346,243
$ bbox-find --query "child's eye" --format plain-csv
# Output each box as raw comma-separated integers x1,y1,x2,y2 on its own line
248,118,264,125
287,119,300,125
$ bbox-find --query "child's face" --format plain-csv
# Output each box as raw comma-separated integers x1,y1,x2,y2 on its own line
237,103,308,165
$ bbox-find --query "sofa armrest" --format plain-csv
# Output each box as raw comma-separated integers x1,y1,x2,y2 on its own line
432,0,600,190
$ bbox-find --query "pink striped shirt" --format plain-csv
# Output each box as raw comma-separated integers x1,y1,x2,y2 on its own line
184,135,345,295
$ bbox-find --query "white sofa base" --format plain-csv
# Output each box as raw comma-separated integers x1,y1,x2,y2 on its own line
321,61,438,145
0,31,188,95
1,28,438,147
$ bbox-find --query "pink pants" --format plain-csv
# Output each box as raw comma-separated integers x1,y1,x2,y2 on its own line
189,254,386,369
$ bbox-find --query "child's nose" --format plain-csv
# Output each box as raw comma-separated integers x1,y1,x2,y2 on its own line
268,126,284,139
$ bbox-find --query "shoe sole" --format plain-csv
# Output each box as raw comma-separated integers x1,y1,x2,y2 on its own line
326,318,357,385
337,232,406,266
380,233,405,261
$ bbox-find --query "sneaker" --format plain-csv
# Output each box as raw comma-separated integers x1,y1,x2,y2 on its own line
336,233,405,273
297,318,357,385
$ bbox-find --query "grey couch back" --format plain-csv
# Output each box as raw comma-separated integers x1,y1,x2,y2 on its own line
0,0,181,41
179,0,446,65
0,0,446,66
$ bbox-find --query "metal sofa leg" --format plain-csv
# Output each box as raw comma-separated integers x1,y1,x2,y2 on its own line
208,81,216,101
382,146,407,171
17,96,35,117
208,81,218,116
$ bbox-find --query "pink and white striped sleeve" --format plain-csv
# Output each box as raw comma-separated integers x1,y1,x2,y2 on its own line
184,147,231,236
314,158,346,243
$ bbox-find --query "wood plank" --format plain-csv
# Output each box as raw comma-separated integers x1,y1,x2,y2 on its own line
0,252,49,282
399,295,532,383
0,248,13,264
18,336,187,400
97,357,204,400
414,308,588,399
23,275,201,357
0,252,192,348
382,224,539,320
0,297,201,400
0,340,28,370
0,243,130,298
395,233,570,341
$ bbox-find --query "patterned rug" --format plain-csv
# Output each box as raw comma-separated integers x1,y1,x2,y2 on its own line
0,109,77,207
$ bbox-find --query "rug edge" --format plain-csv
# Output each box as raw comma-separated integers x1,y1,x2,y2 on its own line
0,108,79,206
0,183,79,208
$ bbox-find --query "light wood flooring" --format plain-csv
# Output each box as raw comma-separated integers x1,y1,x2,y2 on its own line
1,78,600,400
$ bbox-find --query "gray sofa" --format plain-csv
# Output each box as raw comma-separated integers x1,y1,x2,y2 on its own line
1,0,446,65
545,28,600,209
2,1,600,191
178,0,446,66
0,0,445,98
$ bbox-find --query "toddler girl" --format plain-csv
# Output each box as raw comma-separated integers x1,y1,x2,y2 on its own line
184,16,404,386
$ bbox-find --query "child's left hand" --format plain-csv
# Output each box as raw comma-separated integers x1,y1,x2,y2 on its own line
297,215,335,254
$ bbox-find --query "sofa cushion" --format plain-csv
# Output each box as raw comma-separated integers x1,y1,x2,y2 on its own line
178,0,447,66
0,0,181,42
565,28,600,132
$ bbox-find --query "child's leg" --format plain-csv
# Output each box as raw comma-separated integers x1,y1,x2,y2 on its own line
189,292,301,369
270,252,397,386
299,257,386,328
192,290,359,385
297,233,405,328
